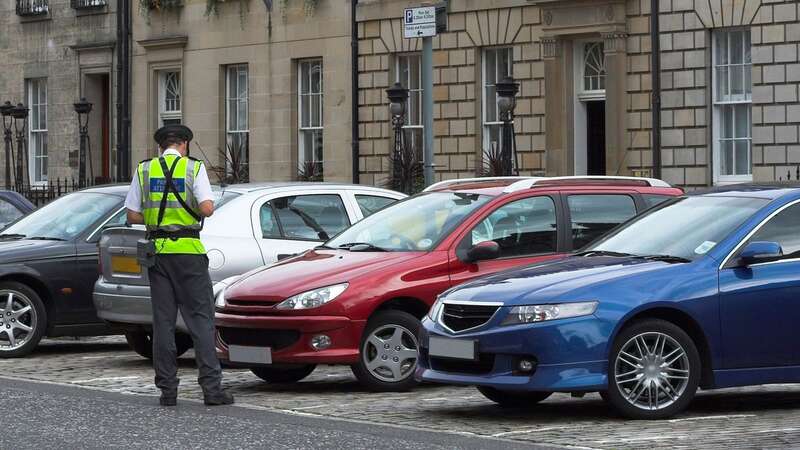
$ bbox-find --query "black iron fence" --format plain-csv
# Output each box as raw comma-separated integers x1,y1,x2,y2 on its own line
71,0,106,9
11,178,119,207
16,0,48,15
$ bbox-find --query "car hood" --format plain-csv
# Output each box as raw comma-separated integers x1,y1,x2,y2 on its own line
442,256,694,306
225,249,425,301
0,239,73,263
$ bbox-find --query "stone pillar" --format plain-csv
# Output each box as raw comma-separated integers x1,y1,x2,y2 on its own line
602,31,629,176
542,36,571,176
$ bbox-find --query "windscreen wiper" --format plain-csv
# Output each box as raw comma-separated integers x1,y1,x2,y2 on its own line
575,250,635,257
0,233,26,240
27,236,67,241
637,254,691,263
337,242,388,252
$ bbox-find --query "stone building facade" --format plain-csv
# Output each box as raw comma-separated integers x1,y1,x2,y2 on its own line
355,0,800,188
0,0,119,185
130,0,355,183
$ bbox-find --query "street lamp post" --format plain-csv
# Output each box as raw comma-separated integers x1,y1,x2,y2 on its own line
496,77,520,176
0,102,15,190
10,103,29,189
386,82,413,194
74,98,93,184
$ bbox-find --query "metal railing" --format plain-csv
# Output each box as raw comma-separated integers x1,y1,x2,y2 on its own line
71,0,107,9
11,177,118,207
16,0,48,15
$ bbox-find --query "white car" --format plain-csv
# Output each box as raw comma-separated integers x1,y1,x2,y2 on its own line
93,182,405,358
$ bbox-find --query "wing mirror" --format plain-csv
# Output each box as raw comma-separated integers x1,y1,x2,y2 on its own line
739,241,783,266
463,241,500,264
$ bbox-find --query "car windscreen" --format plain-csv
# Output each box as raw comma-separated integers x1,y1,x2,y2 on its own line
212,189,241,209
587,196,769,261
327,192,492,251
2,192,122,241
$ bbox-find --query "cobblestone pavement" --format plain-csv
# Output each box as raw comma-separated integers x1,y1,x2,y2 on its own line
4,337,800,449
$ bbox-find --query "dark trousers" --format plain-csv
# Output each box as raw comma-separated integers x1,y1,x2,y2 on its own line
148,254,222,395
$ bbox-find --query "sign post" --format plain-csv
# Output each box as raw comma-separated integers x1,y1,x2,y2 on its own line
404,4,446,187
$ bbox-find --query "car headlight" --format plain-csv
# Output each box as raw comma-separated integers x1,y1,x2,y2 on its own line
215,288,227,309
501,301,598,326
275,283,349,310
427,296,445,320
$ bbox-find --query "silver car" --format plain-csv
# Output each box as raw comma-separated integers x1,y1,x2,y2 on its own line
93,183,405,358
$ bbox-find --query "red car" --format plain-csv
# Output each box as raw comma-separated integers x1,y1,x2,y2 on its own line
215,177,682,391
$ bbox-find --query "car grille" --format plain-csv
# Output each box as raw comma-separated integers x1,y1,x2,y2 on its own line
440,303,500,332
430,354,495,375
226,299,281,308
218,327,300,350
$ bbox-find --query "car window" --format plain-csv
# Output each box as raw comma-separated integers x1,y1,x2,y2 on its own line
468,196,557,258
569,194,637,250
0,199,23,229
3,192,120,240
355,195,397,217
642,194,673,209
747,203,800,260
260,201,282,239
104,209,128,228
271,194,350,241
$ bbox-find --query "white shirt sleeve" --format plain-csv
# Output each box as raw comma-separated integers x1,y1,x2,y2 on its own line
124,172,142,212
193,163,214,204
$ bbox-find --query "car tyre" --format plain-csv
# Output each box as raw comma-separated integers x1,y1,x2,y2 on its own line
605,319,701,420
352,310,421,392
250,365,317,383
477,386,552,407
125,331,193,359
0,281,47,358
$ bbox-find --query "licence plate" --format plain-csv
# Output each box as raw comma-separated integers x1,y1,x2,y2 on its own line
428,336,477,361
229,345,272,364
111,255,141,274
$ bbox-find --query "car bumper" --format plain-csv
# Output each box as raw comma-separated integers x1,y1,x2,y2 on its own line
93,278,190,334
416,316,610,392
215,312,366,365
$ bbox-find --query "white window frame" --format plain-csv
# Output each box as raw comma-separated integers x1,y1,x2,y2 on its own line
226,64,249,173
158,70,182,127
577,41,607,101
395,53,424,160
27,78,48,184
712,28,752,185
298,59,324,173
482,47,513,156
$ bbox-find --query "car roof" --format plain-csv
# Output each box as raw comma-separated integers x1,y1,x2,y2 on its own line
689,183,800,200
78,184,131,196
424,176,676,196
220,182,401,195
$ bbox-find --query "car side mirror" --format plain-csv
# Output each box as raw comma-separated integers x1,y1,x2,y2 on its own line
464,241,500,264
739,241,783,266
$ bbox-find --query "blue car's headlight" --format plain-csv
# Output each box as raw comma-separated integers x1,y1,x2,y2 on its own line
501,301,598,326
427,296,445,320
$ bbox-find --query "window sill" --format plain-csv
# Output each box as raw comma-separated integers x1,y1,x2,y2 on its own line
19,12,51,22
74,5,108,16
715,176,753,186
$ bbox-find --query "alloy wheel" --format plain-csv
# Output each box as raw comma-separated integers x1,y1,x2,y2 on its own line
614,331,690,411
0,290,38,352
362,324,418,383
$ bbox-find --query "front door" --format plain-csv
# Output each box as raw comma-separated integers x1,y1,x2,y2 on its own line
719,201,800,368
586,101,606,175
448,194,565,287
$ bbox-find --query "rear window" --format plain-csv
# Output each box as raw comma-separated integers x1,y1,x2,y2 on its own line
568,194,637,250
642,194,672,209
213,190,241,209
355,195,397,217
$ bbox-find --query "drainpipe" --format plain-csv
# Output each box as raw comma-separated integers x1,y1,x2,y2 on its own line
350,0,360,184
116,0,131,181
650,0,661,179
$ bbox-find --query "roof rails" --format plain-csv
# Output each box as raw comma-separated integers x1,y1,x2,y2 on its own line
502,176,671,193
423,176,540,192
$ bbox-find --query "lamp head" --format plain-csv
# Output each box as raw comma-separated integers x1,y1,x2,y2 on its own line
0,101,14,118
73,97,93,115
386,82,409,117
10,103,29,120
495,77,519,115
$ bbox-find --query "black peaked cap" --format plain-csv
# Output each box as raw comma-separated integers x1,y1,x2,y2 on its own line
153,124,194,146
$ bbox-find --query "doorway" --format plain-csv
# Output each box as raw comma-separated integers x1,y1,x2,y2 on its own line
585,100,606,175
83,73,111,181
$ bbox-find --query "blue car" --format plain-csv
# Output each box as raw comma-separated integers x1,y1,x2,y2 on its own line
418,185,800,419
